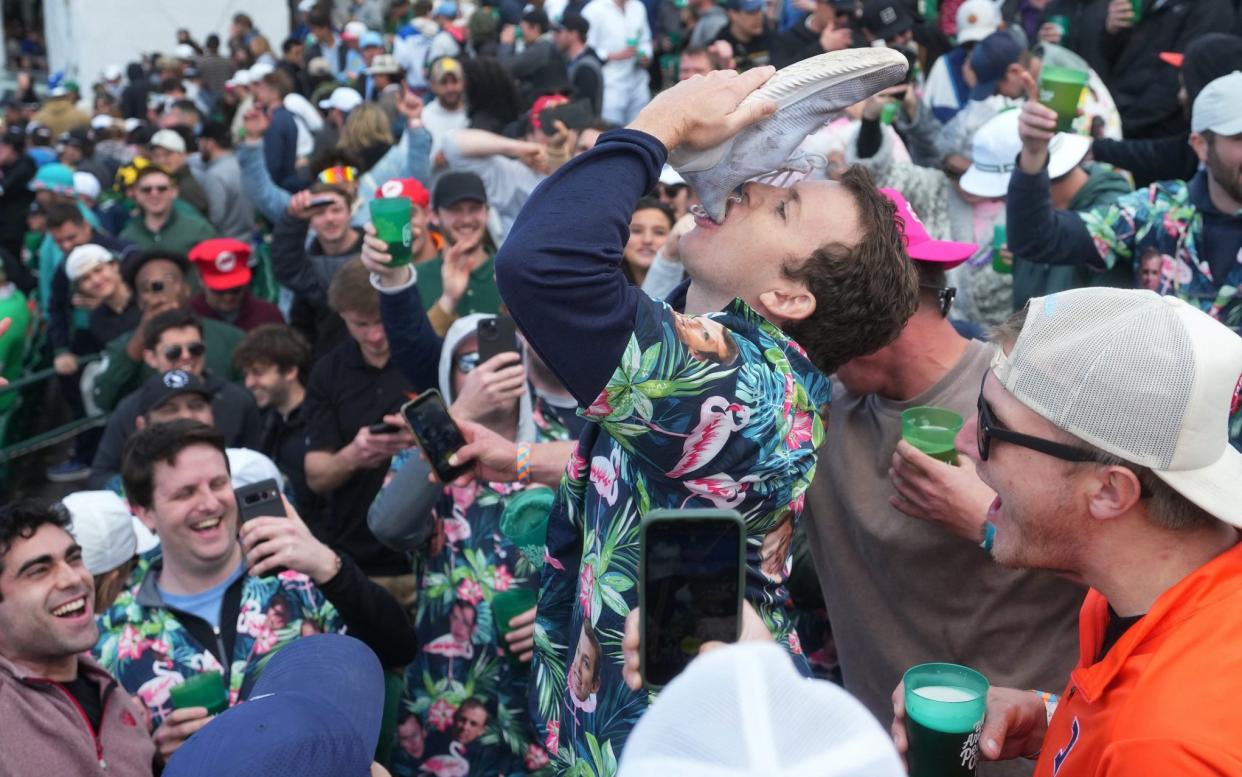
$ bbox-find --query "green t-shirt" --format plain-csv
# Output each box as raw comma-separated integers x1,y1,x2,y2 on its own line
415,251,504,318
0,284,32,412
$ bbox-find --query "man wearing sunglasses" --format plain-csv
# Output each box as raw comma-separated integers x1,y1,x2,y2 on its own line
90,308,263,489
891,288,1242,777
802,190,1084,744
119,166,218,257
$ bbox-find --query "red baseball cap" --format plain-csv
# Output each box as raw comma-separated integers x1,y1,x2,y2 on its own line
189,238,252,291
881,188,978,269
377,177,431,210
530,94,569,133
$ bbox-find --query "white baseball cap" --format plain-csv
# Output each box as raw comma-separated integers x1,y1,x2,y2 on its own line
343,20,368,39
960,109,1090,198
225,70,254,89
149,128,187,153
174,43,197,60
1191,70,1242,136
74,171,101,201
248,62,275,81
618,642,905,777
61,491,138,575
955,0,1000,44
319,86,364,113
227,447,286,491
993,288,1242,526
65,243,115,281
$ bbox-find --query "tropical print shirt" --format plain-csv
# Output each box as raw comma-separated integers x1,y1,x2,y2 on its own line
93,559,341,728
529,295,832,776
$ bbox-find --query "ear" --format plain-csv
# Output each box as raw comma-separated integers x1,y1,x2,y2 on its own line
1189,132,1208,165
131,502,158,533
757,286,816,326
1085,465,1145,522
134,415,146,431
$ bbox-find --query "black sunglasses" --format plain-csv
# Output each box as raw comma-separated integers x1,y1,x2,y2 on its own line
164,342,206,361
139,184,171,194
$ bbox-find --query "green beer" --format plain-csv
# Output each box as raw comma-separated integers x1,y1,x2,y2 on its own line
169,670,228,715
904,663,989,777
992,224,1012,274
1038,65,1089,133
901,406,964,465
880,101,899,125
369,197,414,267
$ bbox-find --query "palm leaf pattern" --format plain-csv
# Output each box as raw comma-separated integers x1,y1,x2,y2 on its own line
529,296,833,775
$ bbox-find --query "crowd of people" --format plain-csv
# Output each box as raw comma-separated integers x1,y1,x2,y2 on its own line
0,0,1241,775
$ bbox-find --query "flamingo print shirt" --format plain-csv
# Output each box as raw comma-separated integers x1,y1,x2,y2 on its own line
529,295,831,775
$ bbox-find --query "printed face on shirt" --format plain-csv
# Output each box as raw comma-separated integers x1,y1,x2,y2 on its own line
0,524,98,668
569,622,602,702
963,371,1086,574
132,443,241,585
672,313,739,366
449,601,476,643
398,715,426,758
679,180,860,327
436,199,488,249
1138,252,1163,292
452,701,488,744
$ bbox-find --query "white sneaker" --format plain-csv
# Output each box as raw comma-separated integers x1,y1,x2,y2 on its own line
669,48,909,222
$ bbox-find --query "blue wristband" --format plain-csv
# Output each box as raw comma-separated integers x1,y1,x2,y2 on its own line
980,520,996,552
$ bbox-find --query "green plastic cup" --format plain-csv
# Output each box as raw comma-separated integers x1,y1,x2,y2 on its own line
1047,14,1069,37
1130,0,1143,22
493,588,538,646
991,224,1011,274
903,663,989,777
1038,65,1089,133
901,406,964,465
169,670,228,715
369,197,413,267
500,488,553,570
880,101,899,126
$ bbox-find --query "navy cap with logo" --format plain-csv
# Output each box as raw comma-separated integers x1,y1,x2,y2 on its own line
968,30,1024,100
432,171,488,210
138,370,213,416
860,0,914,40
163,635,385,777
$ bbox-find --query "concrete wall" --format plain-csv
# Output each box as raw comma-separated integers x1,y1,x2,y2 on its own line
44,0,289,86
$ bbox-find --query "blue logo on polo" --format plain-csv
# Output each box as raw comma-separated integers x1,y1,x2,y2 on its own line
1052,717,1080,776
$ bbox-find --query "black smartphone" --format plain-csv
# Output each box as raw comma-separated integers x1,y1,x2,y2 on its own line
639,509,745,687
476,316,518,364
307,194,338,211
368,422,403,435
235,478,286,523
400,391,472,483
538,99,596,132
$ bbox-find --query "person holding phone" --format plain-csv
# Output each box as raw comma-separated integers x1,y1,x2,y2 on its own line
369,315,572,776
491,67,918,771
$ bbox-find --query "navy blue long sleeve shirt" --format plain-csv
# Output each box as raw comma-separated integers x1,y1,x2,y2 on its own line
494,129,667,406
265,107,304,193
379,280,442,393
1006,156,1098,268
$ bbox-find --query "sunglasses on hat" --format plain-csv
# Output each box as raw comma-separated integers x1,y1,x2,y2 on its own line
318,165,358,185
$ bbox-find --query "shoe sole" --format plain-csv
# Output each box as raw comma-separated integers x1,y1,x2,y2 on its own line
670,48,909,221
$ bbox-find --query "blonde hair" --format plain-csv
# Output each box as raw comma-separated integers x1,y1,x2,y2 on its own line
339,103,395,153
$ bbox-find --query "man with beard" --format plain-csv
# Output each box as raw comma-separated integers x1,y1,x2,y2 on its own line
1007,72,1242,350
422,58,468,171
415,172,501,335
0,501,157,775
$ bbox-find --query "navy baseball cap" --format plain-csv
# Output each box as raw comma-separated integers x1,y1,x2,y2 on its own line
162,635,384,777
969,30,1024,101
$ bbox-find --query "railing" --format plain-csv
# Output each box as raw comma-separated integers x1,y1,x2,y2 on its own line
0,354,109,463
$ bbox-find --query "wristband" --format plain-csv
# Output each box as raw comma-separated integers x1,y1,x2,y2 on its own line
980,520,996,552
516,442,532,484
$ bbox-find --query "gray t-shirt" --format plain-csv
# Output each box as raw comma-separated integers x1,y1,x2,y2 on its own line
803,338,1083,777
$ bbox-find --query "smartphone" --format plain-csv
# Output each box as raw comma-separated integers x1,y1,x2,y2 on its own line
476,316,518,364
235,478,286,523
538,99,596,132
639,509,745,687
368,422,403,435
307,194,338,211
400,391,472,483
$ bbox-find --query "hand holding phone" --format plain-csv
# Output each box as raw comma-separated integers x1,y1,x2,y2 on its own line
476,316,519,363
401,390,472,483
637,509,746,687
622,597,771,691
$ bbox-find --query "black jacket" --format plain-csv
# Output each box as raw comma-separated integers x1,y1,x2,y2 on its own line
0,154,36,257
1099,0,1235,138
1040,0,1111,75
1092,132,1198,188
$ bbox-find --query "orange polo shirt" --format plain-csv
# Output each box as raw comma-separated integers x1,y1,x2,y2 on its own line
1034,540,1242,777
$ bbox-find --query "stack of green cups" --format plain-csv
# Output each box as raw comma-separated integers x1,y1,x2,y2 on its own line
903,663,990,777
169,670,228,715
901,406,964,465
369,197,413,267
500,488,554,571
1038,65,1089,132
